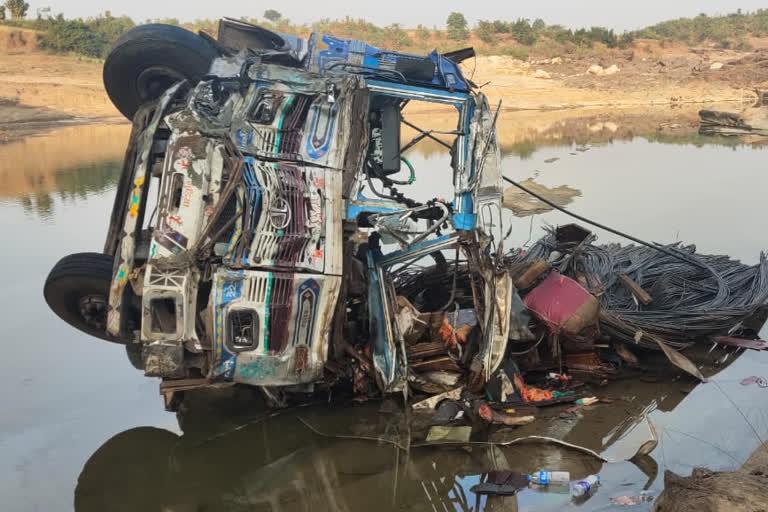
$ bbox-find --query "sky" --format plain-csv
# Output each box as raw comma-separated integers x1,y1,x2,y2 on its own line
24,0,768,32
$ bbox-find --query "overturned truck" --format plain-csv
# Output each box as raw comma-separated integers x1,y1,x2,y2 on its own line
43,20,513,406
45,21,768,411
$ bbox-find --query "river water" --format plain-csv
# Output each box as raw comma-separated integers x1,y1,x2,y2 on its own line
1,121,767,511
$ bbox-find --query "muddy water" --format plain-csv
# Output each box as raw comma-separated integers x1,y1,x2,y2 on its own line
2,121,768,512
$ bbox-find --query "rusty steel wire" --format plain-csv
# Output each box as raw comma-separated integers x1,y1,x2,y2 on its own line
506,229,768,349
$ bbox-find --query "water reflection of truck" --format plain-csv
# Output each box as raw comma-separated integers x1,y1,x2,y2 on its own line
76,348,734,512
43,19,511,407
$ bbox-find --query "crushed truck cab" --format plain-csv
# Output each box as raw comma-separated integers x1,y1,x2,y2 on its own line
44,19,510,404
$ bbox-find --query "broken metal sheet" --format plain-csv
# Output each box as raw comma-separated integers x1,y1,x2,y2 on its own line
108,82,185,337
369,234,461,390
412,387,463,411
653,336,707,382
712,335,768,351
482,272,515,381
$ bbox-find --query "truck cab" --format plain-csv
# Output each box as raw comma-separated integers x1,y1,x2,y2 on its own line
44,19,511,404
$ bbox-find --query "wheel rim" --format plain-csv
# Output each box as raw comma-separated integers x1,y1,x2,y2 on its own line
136,66,185,102
78,295,108,332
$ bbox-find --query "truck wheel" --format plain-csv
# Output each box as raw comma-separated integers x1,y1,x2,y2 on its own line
103,24,219,119
44,252,122,343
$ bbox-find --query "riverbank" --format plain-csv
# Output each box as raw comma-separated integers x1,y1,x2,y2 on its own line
1,27,766,136
653,442,768,512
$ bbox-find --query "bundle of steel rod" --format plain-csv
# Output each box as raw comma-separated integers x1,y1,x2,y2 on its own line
507,228,768,349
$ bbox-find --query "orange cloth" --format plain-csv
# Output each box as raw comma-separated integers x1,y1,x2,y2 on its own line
438,316,472,348
513,373,554,403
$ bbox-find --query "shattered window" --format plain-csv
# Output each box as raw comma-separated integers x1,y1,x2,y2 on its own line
227,309,259,351
149,297,177,334
248,91,281,125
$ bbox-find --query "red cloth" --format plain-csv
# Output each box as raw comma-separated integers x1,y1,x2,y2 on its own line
523,271,597,334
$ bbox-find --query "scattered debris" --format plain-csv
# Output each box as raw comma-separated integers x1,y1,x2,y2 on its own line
502,179,581,217
470,472,528,496
740,376,768,388
425,425,472,443
412,387,463,411
544,157,560,163
431,400,464,425
653,336,707,382
611,492,654,505
571,474,600,497
709,62,724,70
477,403,535,426
712,336,768,351
533,69,552,79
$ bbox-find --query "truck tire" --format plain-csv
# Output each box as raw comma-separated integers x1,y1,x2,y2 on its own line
103,24,219,119
44,252,122,343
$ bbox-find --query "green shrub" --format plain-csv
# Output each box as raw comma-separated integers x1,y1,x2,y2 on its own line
502,45,529,61
37,13,134,58
734,37,754,51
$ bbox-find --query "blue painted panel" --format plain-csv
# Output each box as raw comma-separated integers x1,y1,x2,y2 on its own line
313,35,470,91
366,251,393,386
213,271,244,381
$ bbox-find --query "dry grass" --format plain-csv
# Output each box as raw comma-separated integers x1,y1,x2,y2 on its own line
0,26,41,52
0,51,119,118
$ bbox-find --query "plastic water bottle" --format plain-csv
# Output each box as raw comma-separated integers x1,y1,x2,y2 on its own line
527,471,570,485
571,474,600,497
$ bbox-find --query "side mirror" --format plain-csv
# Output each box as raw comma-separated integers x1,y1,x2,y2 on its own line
380,104,401,173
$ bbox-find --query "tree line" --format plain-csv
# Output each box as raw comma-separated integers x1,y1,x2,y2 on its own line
2,8,767,59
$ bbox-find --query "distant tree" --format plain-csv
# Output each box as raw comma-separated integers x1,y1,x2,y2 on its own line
263,9,282,22
446,12,468,40
492,20,508,33
532,18,546,31
475,20,495,43
0,6,5,20
416,24,431,40
509,18,536,45
153,17,180,25
617,32,635,49
5,0,29,19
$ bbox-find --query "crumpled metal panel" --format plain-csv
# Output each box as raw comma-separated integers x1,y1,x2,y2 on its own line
210,268,340,385
108,83,184,337
482,272,514,381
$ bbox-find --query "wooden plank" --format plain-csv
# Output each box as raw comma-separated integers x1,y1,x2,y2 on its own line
411,356,463,373
513,260,549,289
618,274,652,305
712,335,768,351
407,341,448,360
159,378,234,394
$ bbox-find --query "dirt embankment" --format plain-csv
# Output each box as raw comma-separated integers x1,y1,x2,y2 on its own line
2,27,768,134
0,26,121,130
461,40,768,111
653,442,768,512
